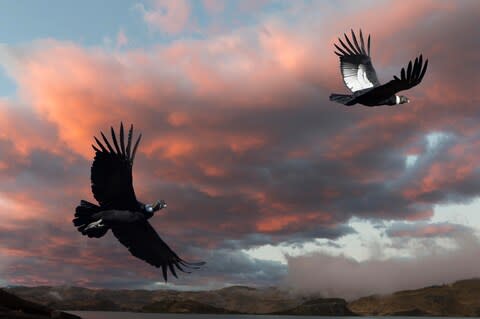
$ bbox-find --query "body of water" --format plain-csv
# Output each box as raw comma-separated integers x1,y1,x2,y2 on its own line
69,312,351,319
68,313,466,319
69,313,355,319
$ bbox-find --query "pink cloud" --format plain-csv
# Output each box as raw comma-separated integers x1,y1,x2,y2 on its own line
116,29,128,47
387,222,467,238
137,0,192,35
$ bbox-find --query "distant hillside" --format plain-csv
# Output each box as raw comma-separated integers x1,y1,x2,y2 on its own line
272,298,357,316
0,288,80,319
348,278,480,316
7,285,305,314
141,298,240,314
6,278,480,316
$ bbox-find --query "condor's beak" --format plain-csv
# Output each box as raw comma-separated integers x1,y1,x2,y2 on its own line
153,200,167,210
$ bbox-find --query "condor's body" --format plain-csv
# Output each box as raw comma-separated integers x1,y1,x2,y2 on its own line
73,123,204,281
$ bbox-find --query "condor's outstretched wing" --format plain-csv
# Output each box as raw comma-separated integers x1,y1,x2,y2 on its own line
91,123,142,210
373,54,428,98
112,221,205,281
334,29,380,93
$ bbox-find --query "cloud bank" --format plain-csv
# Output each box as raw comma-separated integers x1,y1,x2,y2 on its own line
286,231,480,300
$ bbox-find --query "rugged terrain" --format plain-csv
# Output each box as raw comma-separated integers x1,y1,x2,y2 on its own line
6,278,480,316
273,298,358,316
349,278,480,316
6,285,333,314
0,288,80,319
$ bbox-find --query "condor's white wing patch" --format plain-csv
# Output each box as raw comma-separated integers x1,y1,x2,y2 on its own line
334,30,381,94
340,61,375,92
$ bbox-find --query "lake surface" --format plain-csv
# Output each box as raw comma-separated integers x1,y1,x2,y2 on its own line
68,313,470,319
70,313,358,319
69,313,361,319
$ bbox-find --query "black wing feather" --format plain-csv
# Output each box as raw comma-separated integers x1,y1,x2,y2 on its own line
100,131,116,154
126,124,133,159
338,37,355,55
334,43,349,56
91,123,140,210
367,34,371,56
94,137,108,153
350,30,362,54
131,134,142,163
419,57,428,80
344,32,359,55
373,54,429,97
111,221,205,282
110,126,122,155
359,31,366,54
119,122,126,157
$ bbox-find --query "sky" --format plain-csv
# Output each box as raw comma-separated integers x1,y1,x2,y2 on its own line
0,0,479,298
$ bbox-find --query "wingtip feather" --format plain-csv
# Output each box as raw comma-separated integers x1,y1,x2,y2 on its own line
126,124,133,158
162,265,168,282
100,131,115,154
119,122,126,156
131,133,142,163
359,29,366,55
407,60,413,80
94,136,107,152
419,58,428,81
344,32,359,55
367,34,371,56
350,29,362,54
110,126,121,155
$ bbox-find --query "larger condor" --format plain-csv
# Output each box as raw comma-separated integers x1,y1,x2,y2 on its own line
330,29,428,107
73,123,204,281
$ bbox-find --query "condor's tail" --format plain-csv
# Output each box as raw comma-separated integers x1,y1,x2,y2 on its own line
329,93,356,106
73,200,108,238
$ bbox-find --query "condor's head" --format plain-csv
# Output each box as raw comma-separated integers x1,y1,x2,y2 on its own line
145,200,167,214
396,95,410,104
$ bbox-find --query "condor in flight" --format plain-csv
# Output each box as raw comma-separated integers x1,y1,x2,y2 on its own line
73,123,204,281
330,29,428,107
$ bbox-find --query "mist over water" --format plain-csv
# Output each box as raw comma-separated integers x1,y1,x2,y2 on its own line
285,233,480,300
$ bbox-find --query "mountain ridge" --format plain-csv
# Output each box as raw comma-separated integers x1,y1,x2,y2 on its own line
0,288,80,319
5,278,480,316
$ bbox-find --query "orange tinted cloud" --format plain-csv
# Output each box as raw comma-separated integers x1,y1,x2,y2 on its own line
257,215,300,232
387,222,467,238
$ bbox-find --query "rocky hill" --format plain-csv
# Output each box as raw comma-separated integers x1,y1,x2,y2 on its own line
348,278,480,316
141,298,240,314
0,288,80,319
7,285,305,314
272,298,357,316
6,278,480,316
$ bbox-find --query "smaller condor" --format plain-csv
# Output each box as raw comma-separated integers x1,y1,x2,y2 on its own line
73,123,204,281
330,29,428,107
